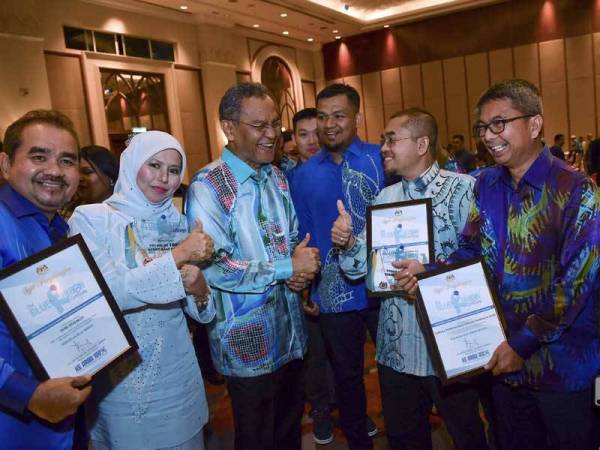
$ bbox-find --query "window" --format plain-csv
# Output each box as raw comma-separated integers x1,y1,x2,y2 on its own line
63,26,175,62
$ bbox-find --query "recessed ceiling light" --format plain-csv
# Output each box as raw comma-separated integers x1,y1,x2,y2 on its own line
332,29,339,33
307,37,314,42
253,24,260,28
384,24,390,28
179,5,188,10
280,12,288,17
282,30,289,35
335,35,341,40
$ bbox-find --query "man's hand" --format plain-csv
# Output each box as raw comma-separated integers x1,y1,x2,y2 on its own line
331,200,355,250
28,376,92,423
303,298,320,316
485,341,524,376
390,259,425,294
173,219,214,266
292,233,320,277
180,264,209,298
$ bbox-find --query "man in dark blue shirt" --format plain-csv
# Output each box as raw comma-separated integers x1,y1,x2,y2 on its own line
291,84,384,450
0,110,91,449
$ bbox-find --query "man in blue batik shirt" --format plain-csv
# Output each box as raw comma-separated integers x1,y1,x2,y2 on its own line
291,83,385,450
185,82,320,450
0,110,92,449
333,108,489,450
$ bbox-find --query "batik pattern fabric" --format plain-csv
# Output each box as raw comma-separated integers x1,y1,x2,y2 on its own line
339,163,474,376
291,137,385,313
448,147,600,392
185,148,306,377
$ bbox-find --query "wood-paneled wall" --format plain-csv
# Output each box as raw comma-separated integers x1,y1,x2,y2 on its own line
330,35,600,149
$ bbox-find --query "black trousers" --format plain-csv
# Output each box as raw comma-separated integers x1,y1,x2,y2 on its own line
378,365,489,450
226,359,304,450
491,382,600,450
319,307,380,450
303,314,335,412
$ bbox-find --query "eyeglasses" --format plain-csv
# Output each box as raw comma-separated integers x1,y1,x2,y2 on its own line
380,135,414,146
472,114,535,138
238,120,282,134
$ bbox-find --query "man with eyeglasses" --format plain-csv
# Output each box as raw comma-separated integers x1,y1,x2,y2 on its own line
331,107,489,450
394,79,600,450
290,83,384,450
185,82,320,450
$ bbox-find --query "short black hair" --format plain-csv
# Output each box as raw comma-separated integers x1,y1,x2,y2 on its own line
292,108,317,132
475,79,542,118
81,145,119,186
390,107,438,156
219,82,272,121
316,83,360,113
282,130,293,142
554,133,564,143
452,134,465,143
3,110,79,161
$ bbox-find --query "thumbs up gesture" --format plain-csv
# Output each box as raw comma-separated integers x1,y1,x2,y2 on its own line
291,233,320,279
331,200,354,249
173,219,214,266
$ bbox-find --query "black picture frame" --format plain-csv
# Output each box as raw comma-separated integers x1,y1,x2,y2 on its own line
366,198,434,296
0,234,137,381
415,258,507,384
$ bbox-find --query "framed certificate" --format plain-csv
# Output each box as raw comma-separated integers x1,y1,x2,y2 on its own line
415,258,506,383
366,198,434,295
0,234,137,380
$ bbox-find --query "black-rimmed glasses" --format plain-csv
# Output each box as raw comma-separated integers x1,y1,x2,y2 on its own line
472,114,535,138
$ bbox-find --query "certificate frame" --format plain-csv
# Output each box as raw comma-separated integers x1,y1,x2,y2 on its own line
366,198,434,296
0,234,137,380
415,258,507,384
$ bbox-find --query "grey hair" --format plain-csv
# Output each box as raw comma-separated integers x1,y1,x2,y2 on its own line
474,79,543,119
219,82,272,121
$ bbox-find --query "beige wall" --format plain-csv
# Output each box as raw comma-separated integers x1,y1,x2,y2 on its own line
1,0,323,170
328,34,600,149
0,34,52,138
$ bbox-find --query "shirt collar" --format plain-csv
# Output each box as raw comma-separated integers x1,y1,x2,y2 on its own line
315,136,364,164
401,162,440,192
492,146,551,190
222,147,272,183
0,183,68,234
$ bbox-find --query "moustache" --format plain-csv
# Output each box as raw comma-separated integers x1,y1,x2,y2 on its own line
34,175,68,187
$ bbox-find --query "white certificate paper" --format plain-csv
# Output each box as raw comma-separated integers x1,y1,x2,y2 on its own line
417,261,505,380
0,237,135,379
368,200,432,293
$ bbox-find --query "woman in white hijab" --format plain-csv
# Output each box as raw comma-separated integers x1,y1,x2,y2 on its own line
69,131,215,450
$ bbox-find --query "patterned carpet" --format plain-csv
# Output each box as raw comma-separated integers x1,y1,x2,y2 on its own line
203,341,455,450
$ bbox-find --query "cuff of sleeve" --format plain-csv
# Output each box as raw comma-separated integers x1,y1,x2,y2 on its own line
507,326,541,359
0,371,39,415
342,236,361,257
274,258,293,280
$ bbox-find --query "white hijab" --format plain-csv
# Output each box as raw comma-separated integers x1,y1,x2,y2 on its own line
105,131,186,221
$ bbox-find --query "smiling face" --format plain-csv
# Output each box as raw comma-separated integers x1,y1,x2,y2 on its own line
222,96,280,170
294,117,320,162
380,116,429,180
478,98,542,181
1,123,79,218
317,94,361,154
136,148,182,204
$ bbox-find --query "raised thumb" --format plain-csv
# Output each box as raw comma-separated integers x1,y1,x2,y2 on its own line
297,233,311,248
336,199,347,216
193,218,204,233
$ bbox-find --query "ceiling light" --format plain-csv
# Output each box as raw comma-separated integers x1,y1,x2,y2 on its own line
253,24,260,28
280,12,288,17
179,5,188,10
283,30,289,35
384,24,390,28
307,37,314,42
335,35,341,40
332,29,339,33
